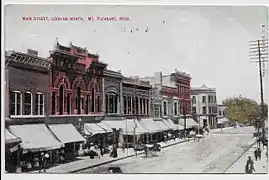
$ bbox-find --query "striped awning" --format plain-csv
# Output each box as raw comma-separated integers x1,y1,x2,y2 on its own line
163,119,179,130
154,120,170,131
96,122,113,133
139,118,163,133
179,118,198,129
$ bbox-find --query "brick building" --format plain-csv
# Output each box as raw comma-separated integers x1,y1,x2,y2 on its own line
48,42,107,125
5,49,51,125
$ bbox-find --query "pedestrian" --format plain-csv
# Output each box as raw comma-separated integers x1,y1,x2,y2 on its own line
245,156,255,174
257,148,262,161
254,149,258,161
39,153,44,173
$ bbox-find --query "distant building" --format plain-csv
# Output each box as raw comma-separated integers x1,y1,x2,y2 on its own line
141,70,192,124
191,85,218,129
217,104,227,118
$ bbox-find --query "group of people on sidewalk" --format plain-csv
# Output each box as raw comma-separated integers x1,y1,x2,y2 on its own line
245,147,267,174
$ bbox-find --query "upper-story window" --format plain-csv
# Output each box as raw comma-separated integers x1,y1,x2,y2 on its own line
208,96,211,103
162,101,168,116
35,92,44,115
219,111,222,116
10,91,22,116
192,96,196,104
106,94,118,114
202,106,207,114
192,107,196,114
173,101,178,115
202,96,206,103
24,92,33,115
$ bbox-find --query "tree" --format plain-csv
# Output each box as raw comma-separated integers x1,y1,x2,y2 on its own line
222,96,261,124
260,103,268,120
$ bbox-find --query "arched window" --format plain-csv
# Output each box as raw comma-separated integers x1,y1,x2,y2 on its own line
91,88,95,112
76,87,81,114
59,85,64,115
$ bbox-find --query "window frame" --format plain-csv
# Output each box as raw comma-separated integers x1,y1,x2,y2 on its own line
36,92,45,116
24,91,33,115
162,100,168,116
173,101,178,116
10,91,22,116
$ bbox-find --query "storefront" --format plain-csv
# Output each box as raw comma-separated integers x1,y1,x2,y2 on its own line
139,118,163,143
48,124,86,162
5,129,22,173
9,124,63,172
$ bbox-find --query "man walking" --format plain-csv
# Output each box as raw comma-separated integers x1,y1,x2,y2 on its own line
245,156,255,174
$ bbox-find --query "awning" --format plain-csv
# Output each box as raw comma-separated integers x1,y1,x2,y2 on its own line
104,120,149,135
84,123,107,136
139,118,163,133
9,124,62,152
163,119,179,130
179,118,198,129
5,129,21,144
154,120,170,131
217,118,229,124
49,124,86,144
96,122,113,133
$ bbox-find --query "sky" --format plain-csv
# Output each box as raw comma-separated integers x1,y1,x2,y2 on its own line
4,5,269,104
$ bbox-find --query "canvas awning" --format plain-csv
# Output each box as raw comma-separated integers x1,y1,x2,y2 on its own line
179,118,198,129
154,120,170,131
9,124,62,152
217,117,229,124
163,119,179,130
48,124,86,144
104,120,148,135
5,129,21,144
84,123,107,136
139,118,163,133
96,122,113,133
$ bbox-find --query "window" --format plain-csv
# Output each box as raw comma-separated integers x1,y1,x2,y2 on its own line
132,97,135,114
135,97,139,115
208,96,211,103
214,96,217,103
59,85,64,115
97,96,101,112
52,92,56,115
140,98,143,114
202,106,207,114
154,104,160,118
123,96,127,114
145,99,148,115
86,95,90,114
192,96,196,104
10,91,22,116
66,93,71,114
24,92,32,115
209,106,212,114
107,94,118,114
127,97,132,114
173,102,178,115
143,98,146,114
219,111,222,116
90,88,94,112
35,93,44,115
192,107,196,114
163,101,168,116
202,96,206,103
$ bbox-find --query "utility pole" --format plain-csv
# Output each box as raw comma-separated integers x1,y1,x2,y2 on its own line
183,94,187,139
249,39,268,143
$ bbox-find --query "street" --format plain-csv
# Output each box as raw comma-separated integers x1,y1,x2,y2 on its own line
78,126,257,173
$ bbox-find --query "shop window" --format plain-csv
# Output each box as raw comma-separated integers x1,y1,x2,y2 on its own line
24,92,32,115
10,91,22,116
35,93,44,115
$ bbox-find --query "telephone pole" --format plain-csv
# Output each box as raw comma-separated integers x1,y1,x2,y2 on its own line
249,39,268,142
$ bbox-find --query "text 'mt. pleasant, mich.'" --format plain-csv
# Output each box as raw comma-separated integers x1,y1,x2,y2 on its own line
22,16,130,21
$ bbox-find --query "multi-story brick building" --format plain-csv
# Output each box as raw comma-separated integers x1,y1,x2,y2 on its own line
141,70,195,127
5,49,51,125
191,85,218,129
48,41,107,125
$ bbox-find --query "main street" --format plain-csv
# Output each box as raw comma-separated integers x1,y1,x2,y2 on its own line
78,126,257,173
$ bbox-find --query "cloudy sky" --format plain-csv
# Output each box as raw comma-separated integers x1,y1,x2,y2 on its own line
4,5,268,103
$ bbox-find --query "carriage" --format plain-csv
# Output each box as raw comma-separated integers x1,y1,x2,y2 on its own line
144,143,162,157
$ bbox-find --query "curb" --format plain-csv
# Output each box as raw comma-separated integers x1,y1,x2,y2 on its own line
70,139,191,173
223,140,257,172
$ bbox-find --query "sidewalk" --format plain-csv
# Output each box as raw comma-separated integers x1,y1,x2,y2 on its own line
225,144,268,174
30,138,190,173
